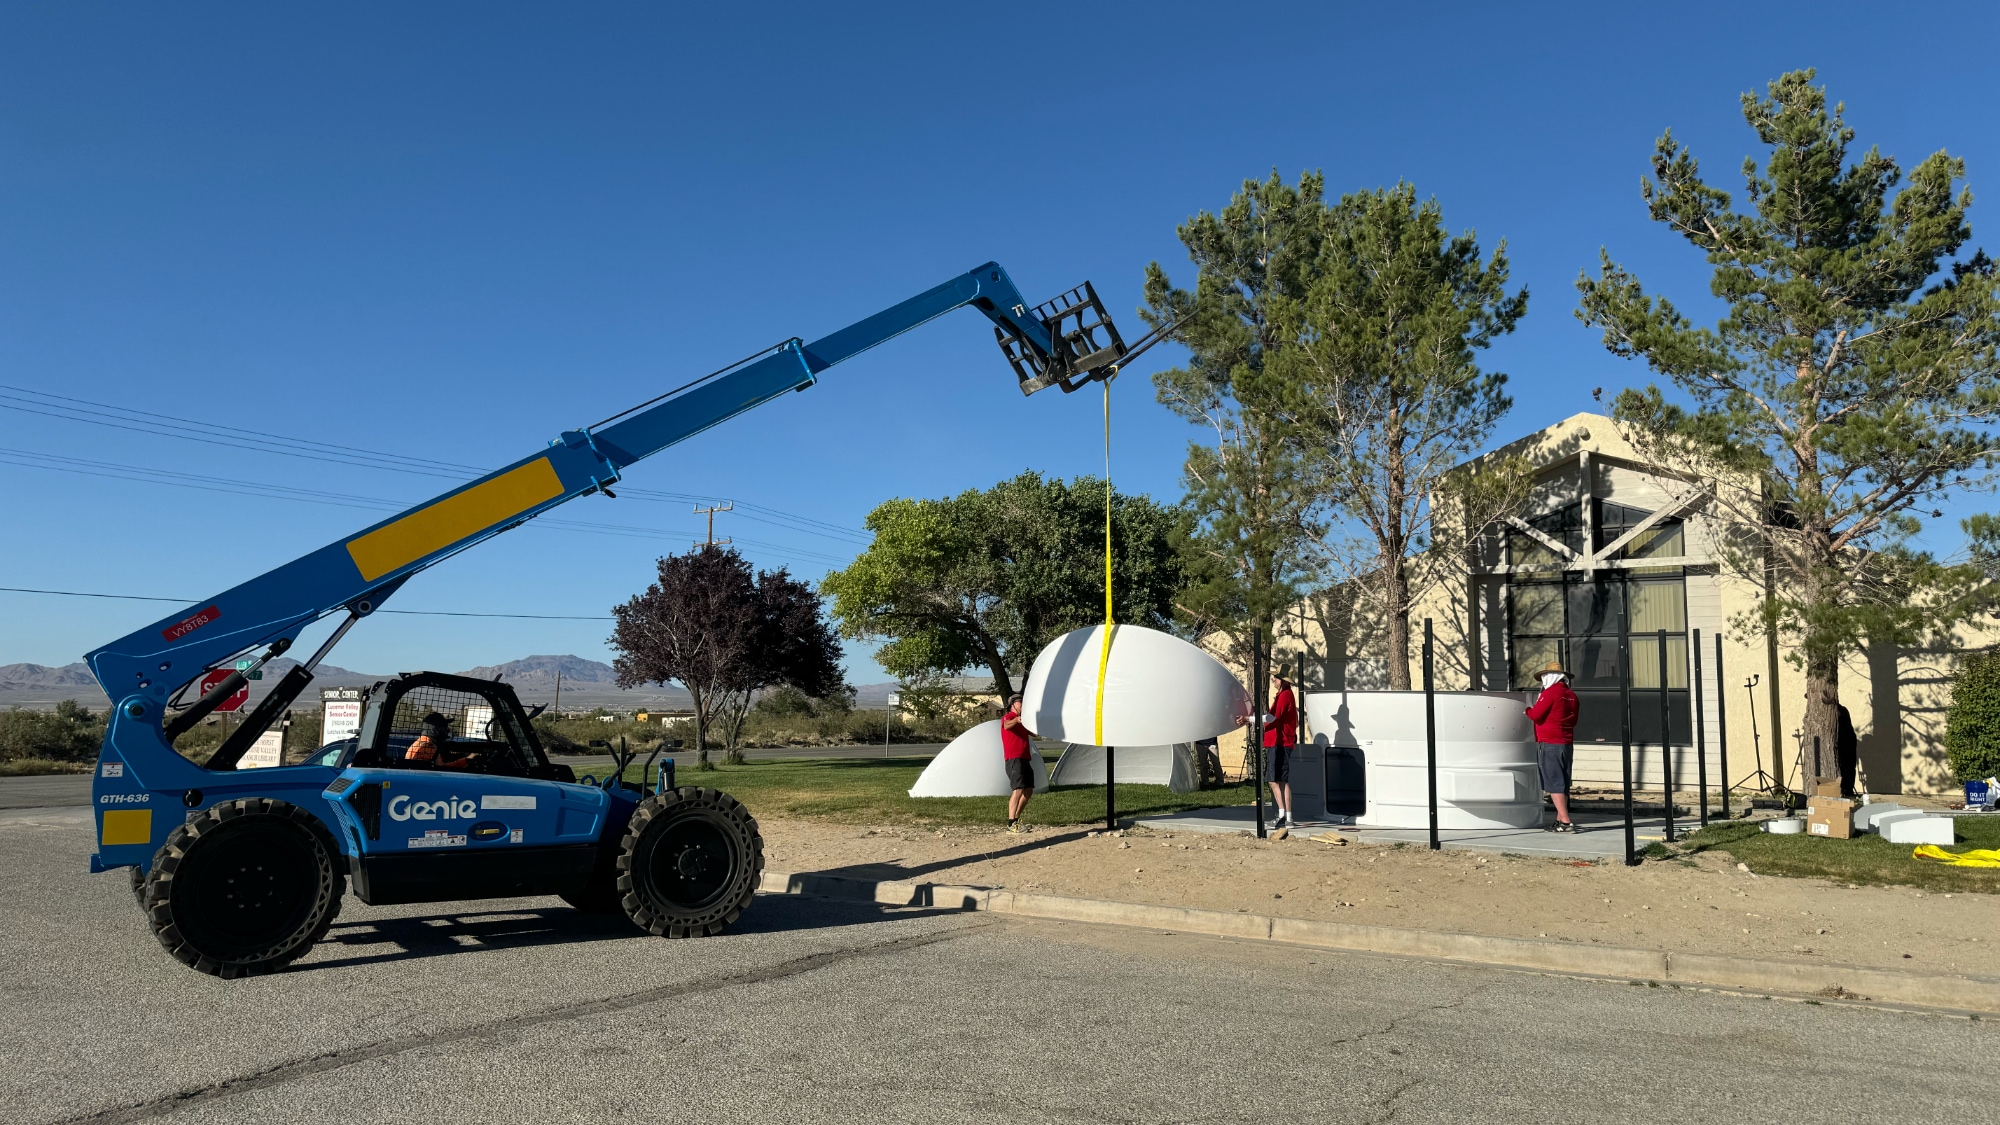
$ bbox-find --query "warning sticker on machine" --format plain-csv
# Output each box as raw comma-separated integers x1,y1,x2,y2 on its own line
480,795,536,810
408,830,468,849
100,762,124,778
509,828,524,843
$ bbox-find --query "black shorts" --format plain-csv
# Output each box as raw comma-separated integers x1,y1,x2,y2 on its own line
1005,755,1035,792
1538,742,1574,794
1265,743,1292,783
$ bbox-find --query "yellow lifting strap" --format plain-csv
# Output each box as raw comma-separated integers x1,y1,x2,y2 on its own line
1912,844,2000,868
1093,374,1117,747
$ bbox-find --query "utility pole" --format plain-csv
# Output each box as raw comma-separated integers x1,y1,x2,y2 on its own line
553,671,562,715
693,501,733,548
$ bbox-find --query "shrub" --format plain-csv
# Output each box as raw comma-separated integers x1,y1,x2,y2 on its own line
1944,649,2000,782
0,700,105,763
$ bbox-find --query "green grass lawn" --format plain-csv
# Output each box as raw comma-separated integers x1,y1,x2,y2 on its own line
606,753,1255,828
1676,814,2000,894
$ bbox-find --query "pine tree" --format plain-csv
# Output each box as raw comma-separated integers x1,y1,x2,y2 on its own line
1578,70,2000,784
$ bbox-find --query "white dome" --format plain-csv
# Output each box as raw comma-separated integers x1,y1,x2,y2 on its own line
1020,624,1249,746
907,720,1048,797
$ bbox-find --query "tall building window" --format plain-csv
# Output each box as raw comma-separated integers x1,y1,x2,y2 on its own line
1505,501,1689,745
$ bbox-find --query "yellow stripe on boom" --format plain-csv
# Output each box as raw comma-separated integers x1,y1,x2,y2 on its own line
346,458,565,582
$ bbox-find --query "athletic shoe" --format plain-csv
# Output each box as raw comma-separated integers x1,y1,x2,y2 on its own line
1552,821,1576,833
1006,821,1022,835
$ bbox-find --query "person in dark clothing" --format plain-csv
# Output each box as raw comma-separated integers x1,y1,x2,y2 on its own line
1836,704,1859,797
1525,662,1580,831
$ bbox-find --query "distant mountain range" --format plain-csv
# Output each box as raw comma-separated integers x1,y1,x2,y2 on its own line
0,654,908,713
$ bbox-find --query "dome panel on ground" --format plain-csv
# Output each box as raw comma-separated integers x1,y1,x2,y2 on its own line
1021,625,1249,747
907,720,1048,797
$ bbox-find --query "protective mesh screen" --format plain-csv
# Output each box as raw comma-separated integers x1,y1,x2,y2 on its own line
389,685,494,741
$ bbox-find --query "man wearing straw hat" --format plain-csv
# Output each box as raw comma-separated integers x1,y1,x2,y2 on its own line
1525,661,1580,832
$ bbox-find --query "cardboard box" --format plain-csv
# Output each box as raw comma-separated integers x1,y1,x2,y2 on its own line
1806,795,1855,838
1810,779,1845,798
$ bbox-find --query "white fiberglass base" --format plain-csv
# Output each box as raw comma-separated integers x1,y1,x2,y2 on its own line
1304,691,1542,830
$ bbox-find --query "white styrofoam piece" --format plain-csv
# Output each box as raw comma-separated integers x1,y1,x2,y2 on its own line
907,720,1047,798
1047,743,1197,792
1021,625,1250,747
1764,818,1805,834
1883,815,1956,846
1866,808,1926,834
1853,802,1907,831
1304,690,1542,830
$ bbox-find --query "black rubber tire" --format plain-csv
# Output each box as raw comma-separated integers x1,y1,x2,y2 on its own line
617,787,762,938
128,863,148,911
144,797,345,978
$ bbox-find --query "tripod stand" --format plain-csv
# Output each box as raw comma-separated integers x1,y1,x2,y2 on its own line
1733,673,1781,794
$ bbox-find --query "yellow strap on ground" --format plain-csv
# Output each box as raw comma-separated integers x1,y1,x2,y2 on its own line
1093,374,1117,747
1912,844,2000,868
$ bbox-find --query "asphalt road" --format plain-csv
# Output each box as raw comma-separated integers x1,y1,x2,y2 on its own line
3,805,1990,1125
0,745,948,810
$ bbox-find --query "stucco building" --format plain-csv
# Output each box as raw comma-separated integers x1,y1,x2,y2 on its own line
1262,413,1987,798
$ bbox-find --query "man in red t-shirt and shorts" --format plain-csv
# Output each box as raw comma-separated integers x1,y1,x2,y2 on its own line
1525,661,1581,832
1001,694,1036,833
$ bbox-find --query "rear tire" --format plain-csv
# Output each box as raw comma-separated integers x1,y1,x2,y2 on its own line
617,787,762,938
144,798,344,978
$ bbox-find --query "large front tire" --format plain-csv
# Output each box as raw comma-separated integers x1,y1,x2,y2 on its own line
617,787,762,938
143,798,344,978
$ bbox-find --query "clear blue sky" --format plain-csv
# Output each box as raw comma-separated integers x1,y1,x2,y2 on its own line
4,2,1996,682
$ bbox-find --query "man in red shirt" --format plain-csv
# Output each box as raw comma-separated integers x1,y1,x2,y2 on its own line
1000,694,1036,834
1264,674,1300,828
1525,661,1580,832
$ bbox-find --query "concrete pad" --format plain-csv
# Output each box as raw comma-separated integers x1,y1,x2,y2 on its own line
1883,815,1957,846
1130,805,1662,861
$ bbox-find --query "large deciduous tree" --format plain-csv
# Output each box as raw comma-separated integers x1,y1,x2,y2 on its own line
611,546,844,768
1141,171,1324,666
1577,69,2000,784
1273,183,1529,688
822,472,1188,699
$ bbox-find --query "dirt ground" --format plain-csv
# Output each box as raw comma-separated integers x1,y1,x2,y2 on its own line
759,816,2000,977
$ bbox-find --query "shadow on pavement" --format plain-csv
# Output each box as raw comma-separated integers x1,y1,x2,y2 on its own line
791,827,1096,884
300,893,965,972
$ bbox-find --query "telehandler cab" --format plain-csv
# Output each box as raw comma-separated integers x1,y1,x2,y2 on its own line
84,262,1164,977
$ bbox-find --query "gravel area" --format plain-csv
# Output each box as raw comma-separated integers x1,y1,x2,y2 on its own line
760,815,2000,975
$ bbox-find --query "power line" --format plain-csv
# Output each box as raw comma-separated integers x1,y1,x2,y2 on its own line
0,586,612,619
0,382,872,541
0,448,858,567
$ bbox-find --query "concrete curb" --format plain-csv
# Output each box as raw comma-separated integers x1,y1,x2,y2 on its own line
758,870,2000,1013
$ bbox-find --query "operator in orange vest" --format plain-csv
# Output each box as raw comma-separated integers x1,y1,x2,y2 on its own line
404,712,479,770
1525,661,1580,832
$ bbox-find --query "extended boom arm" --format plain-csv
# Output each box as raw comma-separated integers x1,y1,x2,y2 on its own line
85,261,1126,722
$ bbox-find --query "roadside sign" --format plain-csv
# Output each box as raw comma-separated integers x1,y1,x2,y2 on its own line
238,730,285,769
321,687,362,747
234,659,263,681
886,693,901,708
200,669,249,713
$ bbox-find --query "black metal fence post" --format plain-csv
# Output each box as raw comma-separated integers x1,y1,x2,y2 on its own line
1105,745,1117,831
1715,633,1730,818
1253,627,1266,840
1621,631,1638,866
1658,629,1675,843
1692,628,1709,828
1424,618,1439,852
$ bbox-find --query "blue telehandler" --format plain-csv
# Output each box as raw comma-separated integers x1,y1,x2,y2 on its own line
83,263,1142,977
